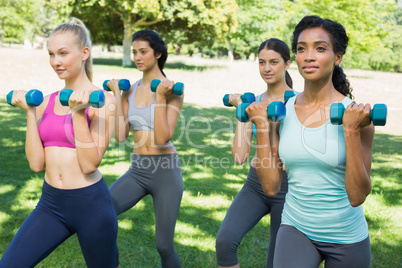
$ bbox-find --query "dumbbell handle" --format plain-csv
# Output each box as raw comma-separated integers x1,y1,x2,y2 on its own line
59,89,105,108
103,79,131,91
223,92,256,107
7,90,43,107
236,101,286,123
150,79,184,95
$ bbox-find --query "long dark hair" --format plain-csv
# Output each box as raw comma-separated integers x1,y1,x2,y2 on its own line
258,38,293,88
132,30,168,77
292,15,353,98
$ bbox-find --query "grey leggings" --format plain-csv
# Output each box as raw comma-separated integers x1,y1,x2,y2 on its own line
274,225,371,268
215,166,288,267
109,154,183,268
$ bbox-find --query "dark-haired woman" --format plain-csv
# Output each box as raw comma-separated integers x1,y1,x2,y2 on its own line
247,16,373,268
215,38,293,268
106,29,183,268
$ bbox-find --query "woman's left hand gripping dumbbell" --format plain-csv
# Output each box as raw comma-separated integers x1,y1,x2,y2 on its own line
153,80,176,97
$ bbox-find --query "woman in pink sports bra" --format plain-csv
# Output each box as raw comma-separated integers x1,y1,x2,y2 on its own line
106,30,184,267
1,18,118,267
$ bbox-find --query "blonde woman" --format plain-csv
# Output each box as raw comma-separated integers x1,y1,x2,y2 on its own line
0,18,117,267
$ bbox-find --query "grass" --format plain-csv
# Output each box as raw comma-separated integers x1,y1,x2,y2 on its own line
0,97,401,267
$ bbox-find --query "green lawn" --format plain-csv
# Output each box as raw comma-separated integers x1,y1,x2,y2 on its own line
0,98,400,267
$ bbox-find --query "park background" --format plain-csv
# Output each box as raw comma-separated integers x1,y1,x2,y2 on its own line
0,0,401,267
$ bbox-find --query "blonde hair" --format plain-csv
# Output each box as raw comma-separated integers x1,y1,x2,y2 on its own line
50,17,93,81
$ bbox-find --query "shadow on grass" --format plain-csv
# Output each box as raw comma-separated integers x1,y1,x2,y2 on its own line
93,57,226,72
371,133,402,206
0,100,400,267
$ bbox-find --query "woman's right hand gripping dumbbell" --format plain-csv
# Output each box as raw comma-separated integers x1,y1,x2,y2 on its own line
227,93,244,107
245,102,271,128
7,90,43,113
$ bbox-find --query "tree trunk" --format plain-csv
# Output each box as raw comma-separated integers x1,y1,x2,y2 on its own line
228,41,234,62
173,44,181,55
0,19,4,48
122,15,133,67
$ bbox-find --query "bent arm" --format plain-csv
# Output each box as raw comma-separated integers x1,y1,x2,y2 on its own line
25,107,46,172
73,94,116,174
255,122,283,196
114,89,131,142
232,121,253,164
344,124,374,207
153,94,183,146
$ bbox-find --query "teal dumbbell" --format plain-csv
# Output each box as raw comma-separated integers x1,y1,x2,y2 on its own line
236,101,286,123
59,89,105,108
223,92,256,107
235,90,295,122
150,79,184,95
330,103,387,126
103,79,131,91
7,89,43,106
284,90,297,102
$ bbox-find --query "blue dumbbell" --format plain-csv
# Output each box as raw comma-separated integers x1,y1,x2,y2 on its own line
235,90,296,122
236,101,286,123
284,90,297,102
103,79,131,91
223,92,256,107
150,79,184,95
59,89,105,108
7,89,43,106
330,103,387,126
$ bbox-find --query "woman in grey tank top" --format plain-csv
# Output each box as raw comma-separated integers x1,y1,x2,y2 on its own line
105,30,184,268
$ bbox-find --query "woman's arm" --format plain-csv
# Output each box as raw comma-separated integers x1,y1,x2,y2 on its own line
247,102,283,196
70,90,116,174
153,80,184,146
232,121,253,164
343,103,374,207
11,90,46,172
107,79,131,142
230,93,253,164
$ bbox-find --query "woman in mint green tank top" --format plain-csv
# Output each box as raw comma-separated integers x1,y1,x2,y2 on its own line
245,16,374,268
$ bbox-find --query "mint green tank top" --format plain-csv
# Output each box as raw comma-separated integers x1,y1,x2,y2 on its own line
278,95,368,244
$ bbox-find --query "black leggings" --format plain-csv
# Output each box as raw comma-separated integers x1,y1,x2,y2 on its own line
0,179,118,268
215,167,288,267
274,225,371,268
109,153,183,268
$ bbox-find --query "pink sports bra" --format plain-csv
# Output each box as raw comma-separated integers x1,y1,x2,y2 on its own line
38,91,91,148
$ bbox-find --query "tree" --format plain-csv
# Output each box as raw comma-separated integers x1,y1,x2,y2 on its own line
70,0,238,66
231,0,285,60
281,0,398,68
152,0,238,57
0,0,31,46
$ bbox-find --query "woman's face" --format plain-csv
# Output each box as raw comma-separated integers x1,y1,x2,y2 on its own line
258,49,290,85
132,40,160,72
295,27,342,81
48,31,88,80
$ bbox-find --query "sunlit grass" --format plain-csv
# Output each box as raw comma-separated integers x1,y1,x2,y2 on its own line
0,100,400,267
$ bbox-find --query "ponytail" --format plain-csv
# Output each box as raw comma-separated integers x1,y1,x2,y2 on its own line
50,17,93,81
285,71,293,89
333,66,353,99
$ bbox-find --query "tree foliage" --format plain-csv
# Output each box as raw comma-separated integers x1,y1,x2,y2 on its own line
2,0,401,72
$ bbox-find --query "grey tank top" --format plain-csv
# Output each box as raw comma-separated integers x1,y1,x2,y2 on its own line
128,80,156,131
